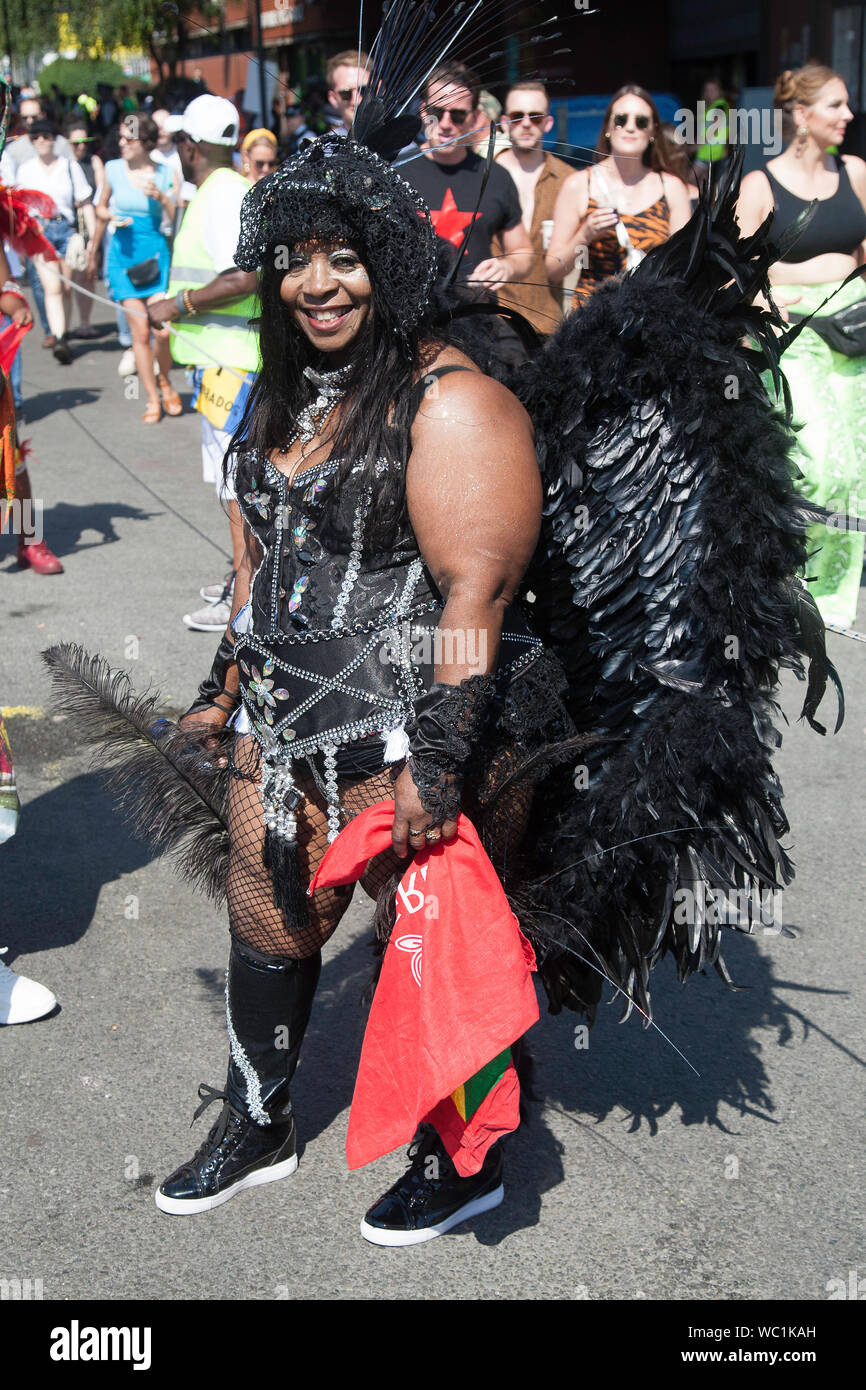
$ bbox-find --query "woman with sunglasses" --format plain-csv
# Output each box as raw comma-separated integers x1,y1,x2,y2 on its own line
546,85,692,309
240,128,279,184
87,113,180,424
64,118,105,340
15,119,96,363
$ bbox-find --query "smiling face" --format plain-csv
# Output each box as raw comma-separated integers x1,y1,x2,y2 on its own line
798,77,853,150
279,239,373,358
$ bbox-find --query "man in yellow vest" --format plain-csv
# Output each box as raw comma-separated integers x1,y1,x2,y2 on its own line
148,96,260,631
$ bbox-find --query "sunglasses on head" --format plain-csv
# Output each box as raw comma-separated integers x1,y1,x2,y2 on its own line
506,110,546,125
613,113,651,130
337,86,367,101
426,105,470,125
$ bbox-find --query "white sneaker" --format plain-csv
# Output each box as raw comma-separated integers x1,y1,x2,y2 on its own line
182,597,232,632
117,348,137,377
0,949,57,1025
200,572,236,605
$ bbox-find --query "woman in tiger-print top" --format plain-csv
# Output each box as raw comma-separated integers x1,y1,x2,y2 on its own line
546,84,692,309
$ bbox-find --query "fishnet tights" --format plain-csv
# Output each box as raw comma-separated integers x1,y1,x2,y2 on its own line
227,735,400,957
226,735,536,960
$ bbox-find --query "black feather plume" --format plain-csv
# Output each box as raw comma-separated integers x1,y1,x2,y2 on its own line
42,643,230,902
509,152,844,1023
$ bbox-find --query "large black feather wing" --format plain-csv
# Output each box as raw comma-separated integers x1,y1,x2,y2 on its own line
515,155,842,1021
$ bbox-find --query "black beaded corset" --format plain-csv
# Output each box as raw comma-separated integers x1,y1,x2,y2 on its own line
231,443,543,758
235,447,441,641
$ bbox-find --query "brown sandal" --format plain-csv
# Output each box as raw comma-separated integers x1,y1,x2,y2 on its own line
142,401,162,425
158,375,183,416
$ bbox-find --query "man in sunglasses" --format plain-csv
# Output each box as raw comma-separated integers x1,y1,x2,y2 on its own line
492,81,572,335
402,62,533,294
1,95,74,178
326,50,371,134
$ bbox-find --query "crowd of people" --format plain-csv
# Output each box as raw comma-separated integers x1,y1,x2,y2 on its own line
3,59,864,621
2,44,863,1248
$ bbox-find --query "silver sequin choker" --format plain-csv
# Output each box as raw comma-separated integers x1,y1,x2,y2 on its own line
288,363,353,445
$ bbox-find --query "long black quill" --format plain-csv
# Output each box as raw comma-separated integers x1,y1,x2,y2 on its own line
42,643,231,902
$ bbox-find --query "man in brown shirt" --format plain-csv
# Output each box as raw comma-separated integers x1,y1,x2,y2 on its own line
492,81,572,335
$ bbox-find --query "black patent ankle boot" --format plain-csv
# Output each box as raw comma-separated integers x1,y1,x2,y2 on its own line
360,1124,505,1246
154,1080,299,1215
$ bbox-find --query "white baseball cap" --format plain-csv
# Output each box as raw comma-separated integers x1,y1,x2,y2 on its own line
173,94,241,146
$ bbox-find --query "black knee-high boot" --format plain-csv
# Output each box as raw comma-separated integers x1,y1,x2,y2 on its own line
155,942,321,1215
225,940,322,1121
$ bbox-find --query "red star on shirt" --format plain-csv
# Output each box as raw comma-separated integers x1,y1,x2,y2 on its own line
429,187,479,247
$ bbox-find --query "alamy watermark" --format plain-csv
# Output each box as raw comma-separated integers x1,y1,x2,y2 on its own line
675,101,782,158
0,498,43,542
825,492,866,531
1,1276,43,1300
673,883,783,935
380,621,487,675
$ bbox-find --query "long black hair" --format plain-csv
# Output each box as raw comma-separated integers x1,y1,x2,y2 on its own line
227,238,436,551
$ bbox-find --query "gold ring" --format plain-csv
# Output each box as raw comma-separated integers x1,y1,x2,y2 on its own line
408,827,426,837
425,828,442,842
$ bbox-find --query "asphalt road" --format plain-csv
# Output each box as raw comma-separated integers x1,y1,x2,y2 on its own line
1,309,864,1304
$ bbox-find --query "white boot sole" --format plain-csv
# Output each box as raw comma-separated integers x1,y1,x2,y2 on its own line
359,1182,504,1247
154,1152,298,1215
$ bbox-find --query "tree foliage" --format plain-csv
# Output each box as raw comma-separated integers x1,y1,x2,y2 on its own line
8,2,220,82
38,56,127,98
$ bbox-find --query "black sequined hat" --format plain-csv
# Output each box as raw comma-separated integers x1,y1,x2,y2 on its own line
234,134,437,333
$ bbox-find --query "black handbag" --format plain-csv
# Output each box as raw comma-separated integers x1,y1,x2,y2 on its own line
789,297,866,356
126,256,161,289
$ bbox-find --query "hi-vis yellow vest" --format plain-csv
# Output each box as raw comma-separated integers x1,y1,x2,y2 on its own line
167,167,259,371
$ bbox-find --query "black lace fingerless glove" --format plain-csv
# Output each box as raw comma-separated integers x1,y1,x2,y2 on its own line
403,674,496,822
183,632,240,720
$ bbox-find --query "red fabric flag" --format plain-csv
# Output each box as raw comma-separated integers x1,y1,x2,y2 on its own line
0,320,30,375
309,802,539,1174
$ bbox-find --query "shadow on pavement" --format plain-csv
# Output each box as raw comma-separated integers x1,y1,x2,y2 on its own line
18,387,102,423
471,930,854,1244
0,500,160,563
7,753,854,1250
183,902,858,1245
0,769,154,954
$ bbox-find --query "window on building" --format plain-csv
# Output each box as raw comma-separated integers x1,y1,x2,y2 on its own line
833,5,863,110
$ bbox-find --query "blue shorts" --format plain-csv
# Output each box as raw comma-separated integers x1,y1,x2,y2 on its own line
39,217,75,258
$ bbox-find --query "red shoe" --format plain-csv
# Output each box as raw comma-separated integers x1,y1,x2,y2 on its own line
17,539,64,574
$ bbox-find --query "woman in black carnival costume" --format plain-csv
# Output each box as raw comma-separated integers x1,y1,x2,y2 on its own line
46,1,842,1247
149,120,574,1240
